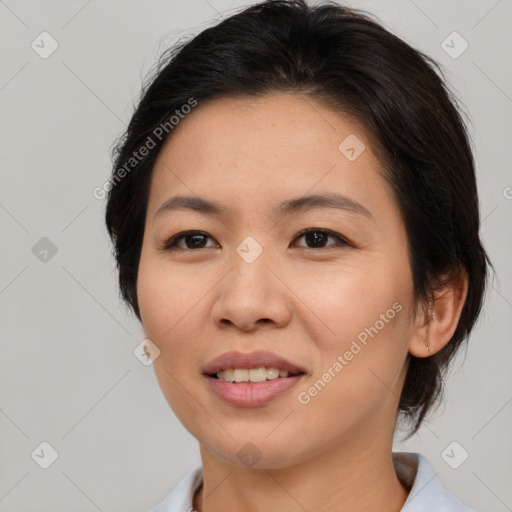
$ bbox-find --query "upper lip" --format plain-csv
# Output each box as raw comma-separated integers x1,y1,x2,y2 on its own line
202,350,307,376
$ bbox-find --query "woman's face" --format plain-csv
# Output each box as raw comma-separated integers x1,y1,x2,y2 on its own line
137,93,419,468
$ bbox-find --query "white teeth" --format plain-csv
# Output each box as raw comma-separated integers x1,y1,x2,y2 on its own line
266,368,280,380
216,367,294,382
223,368,235,382
249,367,267,382
233,368,249,382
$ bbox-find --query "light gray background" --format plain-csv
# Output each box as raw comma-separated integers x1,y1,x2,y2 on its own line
1,0,511,511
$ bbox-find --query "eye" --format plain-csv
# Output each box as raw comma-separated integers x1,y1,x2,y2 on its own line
163,230,217,251
162,228,351,251
292,228,351,249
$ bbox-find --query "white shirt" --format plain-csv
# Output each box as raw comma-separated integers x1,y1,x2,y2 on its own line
146,452,474,512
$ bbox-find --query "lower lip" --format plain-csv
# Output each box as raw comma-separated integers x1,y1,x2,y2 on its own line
205,374,304,407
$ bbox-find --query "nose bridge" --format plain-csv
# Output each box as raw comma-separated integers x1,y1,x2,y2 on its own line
227,237,276,303
212,238,292,329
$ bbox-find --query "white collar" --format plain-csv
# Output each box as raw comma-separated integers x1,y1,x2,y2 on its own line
147,452,474,511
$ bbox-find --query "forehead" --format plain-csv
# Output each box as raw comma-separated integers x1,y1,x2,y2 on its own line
157,93,369,165
147,93,394,222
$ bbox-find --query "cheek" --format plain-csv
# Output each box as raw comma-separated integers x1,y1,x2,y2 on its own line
302,260,412,392
137,252,209,424
136,251,201,385
138,247,199,338
300,260,404,341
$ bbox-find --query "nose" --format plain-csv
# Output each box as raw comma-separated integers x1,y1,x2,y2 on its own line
211,255,293,332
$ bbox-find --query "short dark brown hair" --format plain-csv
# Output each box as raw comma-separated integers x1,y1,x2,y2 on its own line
105,0,491,436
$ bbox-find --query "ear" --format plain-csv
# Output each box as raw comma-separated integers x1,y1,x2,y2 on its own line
408,268,468,358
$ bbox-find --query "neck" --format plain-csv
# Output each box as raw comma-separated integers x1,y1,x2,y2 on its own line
193,428,410,512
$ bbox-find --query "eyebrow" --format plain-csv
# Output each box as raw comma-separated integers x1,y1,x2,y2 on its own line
153,192,373,222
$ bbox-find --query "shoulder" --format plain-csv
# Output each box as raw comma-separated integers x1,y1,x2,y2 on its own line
394,452,475,512
145,466,203,512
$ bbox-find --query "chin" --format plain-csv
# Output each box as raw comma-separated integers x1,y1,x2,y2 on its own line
198,430,311,470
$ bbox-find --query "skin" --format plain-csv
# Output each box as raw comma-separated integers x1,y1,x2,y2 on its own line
137,93,468,512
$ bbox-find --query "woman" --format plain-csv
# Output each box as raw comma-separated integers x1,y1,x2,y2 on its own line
105,1,490,510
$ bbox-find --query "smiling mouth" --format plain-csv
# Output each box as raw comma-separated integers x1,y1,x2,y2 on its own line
210,367,304,383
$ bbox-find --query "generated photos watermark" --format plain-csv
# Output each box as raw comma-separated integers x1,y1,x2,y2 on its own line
93,97,198,200
297,301,403,405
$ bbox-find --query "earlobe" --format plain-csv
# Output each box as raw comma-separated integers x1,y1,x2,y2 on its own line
408,306,434,358
408,269,468,358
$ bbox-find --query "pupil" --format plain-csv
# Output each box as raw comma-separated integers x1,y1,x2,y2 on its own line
189,234,206,248
306,231,326,248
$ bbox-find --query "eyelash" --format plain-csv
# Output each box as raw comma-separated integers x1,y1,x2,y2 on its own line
162,228,353,252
